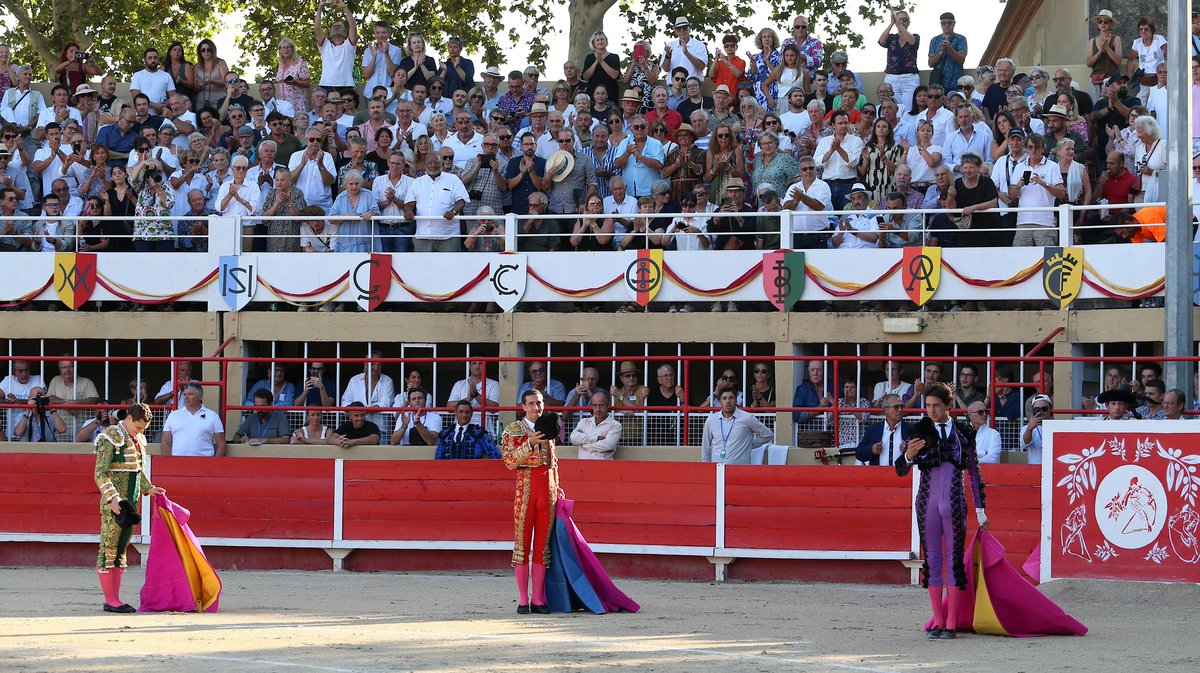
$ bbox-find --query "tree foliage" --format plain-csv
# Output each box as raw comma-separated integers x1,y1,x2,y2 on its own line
0,0,232,78
1,0,904,82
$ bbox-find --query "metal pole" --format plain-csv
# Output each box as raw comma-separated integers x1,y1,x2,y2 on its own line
1165,0,1195,401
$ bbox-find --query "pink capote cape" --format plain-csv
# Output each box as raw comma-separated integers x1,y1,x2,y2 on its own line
138,494,221,612
926,528,1087,637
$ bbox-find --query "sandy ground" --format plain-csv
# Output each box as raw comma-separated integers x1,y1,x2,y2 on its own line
1,568,1197,673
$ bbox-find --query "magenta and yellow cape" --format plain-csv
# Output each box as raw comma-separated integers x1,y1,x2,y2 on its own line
138,494,221,612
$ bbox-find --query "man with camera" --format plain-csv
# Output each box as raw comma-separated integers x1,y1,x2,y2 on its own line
11,387,67,442
1019,393,1054,464
129,48,175,115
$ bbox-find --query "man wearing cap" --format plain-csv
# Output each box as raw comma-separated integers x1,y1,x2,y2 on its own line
1018,394,1055,464
928,13,967,92
782,15,824,82
827,52,863,98
664,17,709,80
814,109,864,208
518,102,549,150
1041,104,1089,168
992,127,1027,244
480,67,504,112
707,85,740,130
0,149,31,214
614,114,664,198
0,186,33,250
830,183,879,249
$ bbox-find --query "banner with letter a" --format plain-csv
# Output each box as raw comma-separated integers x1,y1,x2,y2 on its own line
53,252,97,310
902,247,940,306
761,251,805,311
212,255,257,312
624,249,663,306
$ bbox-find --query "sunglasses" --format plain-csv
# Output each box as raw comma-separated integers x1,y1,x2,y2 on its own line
200,47,213,52
631,124,646,130
430,86,443,91
794,24,808,29
498,135,512,140
754,369,769,374
1034,406,1051,412
673,77,685,82
716,133,731,138
799,166,815,171
720,375,735,381
2,134,17,140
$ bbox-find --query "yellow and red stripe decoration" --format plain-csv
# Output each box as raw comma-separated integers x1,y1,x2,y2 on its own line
390,266,489,302
256,272,350,308
663,261,759,297
529,269,624,297
1081,262,1164,300
0,278,53,309
98,269,218,305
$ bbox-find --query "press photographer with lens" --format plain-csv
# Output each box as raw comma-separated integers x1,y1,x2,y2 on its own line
11,387,67,442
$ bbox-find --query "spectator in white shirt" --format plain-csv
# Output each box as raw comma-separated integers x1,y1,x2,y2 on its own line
313,0,358,92
340,351,396,429
664,17,710,81
969,401,1002,464
33,84,82,141
783,155,832,248
1019,393,1053,464
830,183,879,249
389,387,442,446
405,153,470,252
570,391,623,459
1007,133,1065,247
814,109,864,208
288,129,337,211
372,153,414,252
448,360,500,426
161,383,227,457
258,81,296,118
944,105,992,174
217,155,261,217
129,48,175,114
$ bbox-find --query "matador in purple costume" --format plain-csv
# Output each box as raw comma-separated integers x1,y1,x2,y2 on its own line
897,383,987,639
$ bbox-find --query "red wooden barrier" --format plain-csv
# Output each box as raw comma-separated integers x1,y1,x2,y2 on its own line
556,461,716,547
724,466,912,551
0,454,98,534
151,456,335,540
974,464,1042,580
342,461,513,541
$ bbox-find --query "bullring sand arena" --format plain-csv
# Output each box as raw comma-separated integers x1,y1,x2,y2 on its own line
3,567,1198,672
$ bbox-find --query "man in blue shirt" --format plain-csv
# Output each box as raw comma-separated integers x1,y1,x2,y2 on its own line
93,107,140,166
927,13,967,92
792,360,833,424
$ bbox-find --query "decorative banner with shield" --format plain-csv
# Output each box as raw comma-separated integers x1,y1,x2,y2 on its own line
624,249,663,306
1042,247,1084,310
901,247,940,306
761,251,805,311
53,252,97,310
1045,422,1200,584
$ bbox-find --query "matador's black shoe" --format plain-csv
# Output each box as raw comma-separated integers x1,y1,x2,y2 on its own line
530,604,550,614
103,603,136,614
938,628,957,639
516,604,530,615
925,627,942,639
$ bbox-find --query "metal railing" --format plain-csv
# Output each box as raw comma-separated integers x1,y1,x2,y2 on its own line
3,352,1193,452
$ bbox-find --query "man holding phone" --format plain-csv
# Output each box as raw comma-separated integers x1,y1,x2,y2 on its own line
298,362,336,408
1007,133,1065,247
1019,393,1053,464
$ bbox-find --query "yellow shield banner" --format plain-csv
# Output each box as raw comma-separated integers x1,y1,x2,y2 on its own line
1043,247,1084,309
902,247,941,306
53,252,97,310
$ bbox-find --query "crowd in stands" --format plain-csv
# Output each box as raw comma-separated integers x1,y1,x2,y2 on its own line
3,7,1197,258
3,355,1192,465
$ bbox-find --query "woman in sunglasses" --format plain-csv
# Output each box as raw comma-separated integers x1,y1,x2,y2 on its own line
193,39,229,111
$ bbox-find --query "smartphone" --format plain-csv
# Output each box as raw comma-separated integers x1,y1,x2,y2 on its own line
1022,170,1032,184
633,44,647,61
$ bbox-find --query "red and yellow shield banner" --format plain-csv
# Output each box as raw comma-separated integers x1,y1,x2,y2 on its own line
53,252,97,310
624,249,663,306
353,253,392,312
902,247,941,306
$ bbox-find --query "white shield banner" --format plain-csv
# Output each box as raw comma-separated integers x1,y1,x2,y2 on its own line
489,254,527,312
211,255,257,312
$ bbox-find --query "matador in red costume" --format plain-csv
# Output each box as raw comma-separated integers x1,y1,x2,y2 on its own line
501,389,559,615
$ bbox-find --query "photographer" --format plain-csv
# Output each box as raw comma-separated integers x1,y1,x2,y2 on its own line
130,157,176,252
76,402,118,443
1019,393,1053,465
55,43,101,102
12,388,67,442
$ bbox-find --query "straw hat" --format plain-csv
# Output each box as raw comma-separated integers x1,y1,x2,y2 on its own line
546,149,575,182
1093,9,1117,27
